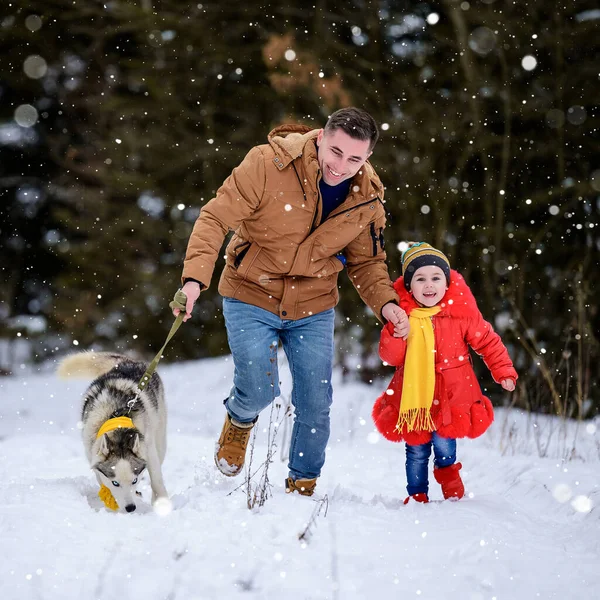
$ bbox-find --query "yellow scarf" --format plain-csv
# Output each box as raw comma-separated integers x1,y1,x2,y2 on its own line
396,306,441,433
96,416,136,510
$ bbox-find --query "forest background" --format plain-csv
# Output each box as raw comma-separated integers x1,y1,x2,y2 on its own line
0,0,598,419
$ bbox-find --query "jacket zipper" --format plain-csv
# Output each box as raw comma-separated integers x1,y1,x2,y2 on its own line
292,159,383,232
328,196,383,220
370,222,378,256
291,161,321,232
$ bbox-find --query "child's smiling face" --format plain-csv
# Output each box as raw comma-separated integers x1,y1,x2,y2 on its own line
410,265,448,307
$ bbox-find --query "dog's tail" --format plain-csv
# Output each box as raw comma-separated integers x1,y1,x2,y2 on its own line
57,351,127,380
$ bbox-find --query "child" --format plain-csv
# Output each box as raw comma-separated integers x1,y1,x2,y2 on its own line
372,243,517,503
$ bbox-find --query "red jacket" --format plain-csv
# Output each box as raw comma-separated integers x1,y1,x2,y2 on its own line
372,270,517,445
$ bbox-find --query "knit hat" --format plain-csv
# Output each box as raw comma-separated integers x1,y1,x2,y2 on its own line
401,242,451,290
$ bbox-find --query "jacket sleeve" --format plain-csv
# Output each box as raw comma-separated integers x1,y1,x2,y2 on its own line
181,146,266,286
345,207,399,322
465,311,518,384
379,321,407,367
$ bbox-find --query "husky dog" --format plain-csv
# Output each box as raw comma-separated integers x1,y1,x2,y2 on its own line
58,352,169,512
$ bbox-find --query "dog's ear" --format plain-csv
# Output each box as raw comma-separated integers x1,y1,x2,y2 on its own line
131,432,141,455
98,434,111,457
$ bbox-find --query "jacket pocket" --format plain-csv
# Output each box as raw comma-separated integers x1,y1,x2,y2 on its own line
233,241,251,268
369,223,385,256
235,242,262,278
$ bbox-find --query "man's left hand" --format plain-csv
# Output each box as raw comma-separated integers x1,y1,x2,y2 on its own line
381,303,409,339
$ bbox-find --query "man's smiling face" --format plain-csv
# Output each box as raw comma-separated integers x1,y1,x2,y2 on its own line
316,128,372,186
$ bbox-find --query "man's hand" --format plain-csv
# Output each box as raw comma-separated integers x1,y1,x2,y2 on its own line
173,281,201,322
381,303,409,339
501,379,515,392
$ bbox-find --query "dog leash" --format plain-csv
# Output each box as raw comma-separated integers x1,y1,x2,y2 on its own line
126,289,188,412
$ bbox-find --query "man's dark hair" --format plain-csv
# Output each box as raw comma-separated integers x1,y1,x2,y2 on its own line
323,107,379,152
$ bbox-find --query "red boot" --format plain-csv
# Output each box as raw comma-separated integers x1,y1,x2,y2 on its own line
403,493,429,505
434,462,464,499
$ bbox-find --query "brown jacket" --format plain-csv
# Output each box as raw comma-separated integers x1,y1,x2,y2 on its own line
182,124,398,321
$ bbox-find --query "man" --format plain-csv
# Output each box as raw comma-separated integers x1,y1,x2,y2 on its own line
174,107,408,497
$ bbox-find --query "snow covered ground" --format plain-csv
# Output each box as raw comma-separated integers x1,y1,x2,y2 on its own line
1,352,598,600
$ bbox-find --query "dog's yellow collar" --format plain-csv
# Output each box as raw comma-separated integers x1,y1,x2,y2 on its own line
96,416,135,439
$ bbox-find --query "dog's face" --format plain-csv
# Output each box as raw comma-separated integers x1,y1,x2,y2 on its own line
92,429,147,513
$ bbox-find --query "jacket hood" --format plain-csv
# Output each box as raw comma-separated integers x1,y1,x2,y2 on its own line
395,269,479,318
268,124,317,166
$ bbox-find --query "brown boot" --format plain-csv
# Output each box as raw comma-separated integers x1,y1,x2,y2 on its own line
214,414,255,476
285,477,317,497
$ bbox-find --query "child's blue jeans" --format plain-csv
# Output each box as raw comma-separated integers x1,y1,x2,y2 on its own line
405,432,457,496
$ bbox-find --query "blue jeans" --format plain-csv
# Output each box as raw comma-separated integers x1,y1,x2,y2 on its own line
405,432,457,496
222,298,335,480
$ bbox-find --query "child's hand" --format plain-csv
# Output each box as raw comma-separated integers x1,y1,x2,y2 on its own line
501,379,515,391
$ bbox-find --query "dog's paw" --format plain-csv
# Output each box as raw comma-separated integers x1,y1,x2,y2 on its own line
152,496,173,516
